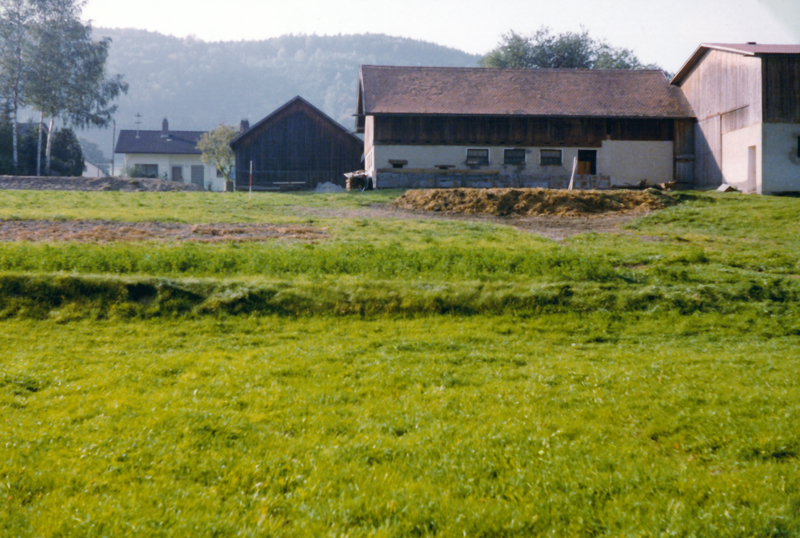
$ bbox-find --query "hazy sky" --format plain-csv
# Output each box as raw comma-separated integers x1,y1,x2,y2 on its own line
84,0,798,72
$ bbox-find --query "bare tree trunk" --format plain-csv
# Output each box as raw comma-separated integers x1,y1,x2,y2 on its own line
45,117,55,176
36,110,43,176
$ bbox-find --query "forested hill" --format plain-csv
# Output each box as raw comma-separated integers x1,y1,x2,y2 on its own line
80,29,481,158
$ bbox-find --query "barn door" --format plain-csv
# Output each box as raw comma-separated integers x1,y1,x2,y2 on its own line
577,150,597,175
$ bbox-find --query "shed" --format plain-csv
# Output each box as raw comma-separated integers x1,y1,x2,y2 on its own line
230,96,363,191
672,43,800,193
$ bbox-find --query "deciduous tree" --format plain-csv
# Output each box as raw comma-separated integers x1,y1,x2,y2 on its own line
196,123,238,183
481,27,664,73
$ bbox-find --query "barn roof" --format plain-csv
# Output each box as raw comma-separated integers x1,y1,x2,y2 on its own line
230,96,362,148
115,130,205,155
357,65,695,124
672,43,800,85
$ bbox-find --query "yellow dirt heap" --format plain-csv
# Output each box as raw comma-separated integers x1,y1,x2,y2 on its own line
392,188,673,217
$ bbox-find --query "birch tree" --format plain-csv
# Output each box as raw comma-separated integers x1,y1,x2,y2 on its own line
197,123,237,182
24,0,126,175
0,0,33,171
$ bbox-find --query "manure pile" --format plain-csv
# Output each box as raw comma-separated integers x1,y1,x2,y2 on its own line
393,188,674,217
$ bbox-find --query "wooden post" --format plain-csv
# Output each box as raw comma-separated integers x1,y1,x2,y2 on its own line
248,160,253,209
568,156,578,190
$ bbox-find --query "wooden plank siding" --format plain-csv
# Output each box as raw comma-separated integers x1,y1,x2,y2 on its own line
674,118,695,185
678,49,762,125
372,115,674,147
762,55,800,123
233,98,363,191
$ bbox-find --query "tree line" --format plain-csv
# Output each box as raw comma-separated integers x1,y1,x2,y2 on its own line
0,0,126,176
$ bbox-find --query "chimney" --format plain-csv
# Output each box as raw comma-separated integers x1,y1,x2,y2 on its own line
240,119,250,133
161,118,169,138
747,41,757,45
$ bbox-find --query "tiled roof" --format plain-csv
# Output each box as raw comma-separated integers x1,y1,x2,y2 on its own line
672,43,800,85
115,130,206,155
359,65,694,119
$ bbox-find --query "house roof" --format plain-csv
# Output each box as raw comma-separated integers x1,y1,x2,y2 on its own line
357,65,695,121
230,95,362,148
115,129,206,155
672,43,800,85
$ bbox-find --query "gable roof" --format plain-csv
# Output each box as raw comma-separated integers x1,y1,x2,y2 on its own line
115,130,206,155
357,65,694,123
230,95,362,148
672,43,800,85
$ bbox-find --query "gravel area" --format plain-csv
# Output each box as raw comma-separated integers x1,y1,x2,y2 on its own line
0,175,204,192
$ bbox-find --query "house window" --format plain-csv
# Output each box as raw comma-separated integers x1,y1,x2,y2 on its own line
540,149,562,166
216,168,223,178
133,164,158,178
504,149,526,165
466,148,489,166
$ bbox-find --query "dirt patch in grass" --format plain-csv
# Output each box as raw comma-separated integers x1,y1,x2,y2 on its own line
393,188,675,217
0,220,326,243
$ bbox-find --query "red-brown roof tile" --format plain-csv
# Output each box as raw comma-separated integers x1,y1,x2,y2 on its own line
359,65,694,119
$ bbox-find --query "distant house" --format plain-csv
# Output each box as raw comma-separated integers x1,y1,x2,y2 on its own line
230,96,363,191
115,118,224,191
355,65,695,189
671,43,800,194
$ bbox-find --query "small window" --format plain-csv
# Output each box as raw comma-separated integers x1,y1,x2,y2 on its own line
540,149,562,166
466,148,489,166
134,164,158,178
216,168,223,178
504,149,526,165
389,159,408,169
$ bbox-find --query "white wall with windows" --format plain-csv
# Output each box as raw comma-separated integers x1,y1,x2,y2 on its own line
122,153,226,191
369,140,674,187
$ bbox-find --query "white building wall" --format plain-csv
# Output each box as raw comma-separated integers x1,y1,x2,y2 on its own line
761,123,800,194
721,123,762,193
122,153,225,192
371,140,674,187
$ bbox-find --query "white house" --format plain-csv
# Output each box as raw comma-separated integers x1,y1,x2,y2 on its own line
115,118,225,191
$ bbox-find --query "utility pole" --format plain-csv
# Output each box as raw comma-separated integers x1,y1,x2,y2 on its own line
111,119,116,176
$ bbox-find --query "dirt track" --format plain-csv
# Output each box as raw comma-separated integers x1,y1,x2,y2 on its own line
0,221,326,243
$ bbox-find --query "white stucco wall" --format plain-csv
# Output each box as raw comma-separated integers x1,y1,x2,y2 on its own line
371,141,674,186
761,123,800,193
597,141,674,187
122,153,225,192
721,123,762,193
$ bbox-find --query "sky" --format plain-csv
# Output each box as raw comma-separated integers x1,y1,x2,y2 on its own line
83,0,799,73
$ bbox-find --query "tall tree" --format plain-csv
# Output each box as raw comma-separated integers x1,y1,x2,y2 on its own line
24,0,126,175
0,0,33,171
481,27,663,73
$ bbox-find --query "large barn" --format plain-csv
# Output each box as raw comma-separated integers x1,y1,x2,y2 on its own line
355,66,696,190
672,43,800,194
230,96,363,191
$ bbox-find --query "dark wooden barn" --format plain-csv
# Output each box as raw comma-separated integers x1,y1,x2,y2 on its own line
230,96,363,191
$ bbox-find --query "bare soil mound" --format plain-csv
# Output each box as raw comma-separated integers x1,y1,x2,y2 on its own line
392,188,675,217
0,220,326,243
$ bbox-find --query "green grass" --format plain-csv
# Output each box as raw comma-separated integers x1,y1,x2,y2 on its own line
2,315,799,536
1,189,800,535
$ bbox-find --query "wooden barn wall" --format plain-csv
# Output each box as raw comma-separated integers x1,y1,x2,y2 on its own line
762,55,800,123
373,116,674,146
235,107,363,189
679,49,762,126
694,116,722,188
674,119,695,185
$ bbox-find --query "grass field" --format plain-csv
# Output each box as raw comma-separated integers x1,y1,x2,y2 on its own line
1,189,800,536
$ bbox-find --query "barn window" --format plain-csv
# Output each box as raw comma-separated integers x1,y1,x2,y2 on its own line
466,148,489,166
133,164,158,178
504,149,526,165
540,149,562,166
